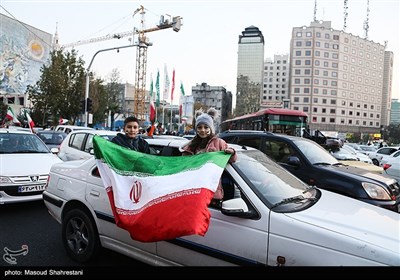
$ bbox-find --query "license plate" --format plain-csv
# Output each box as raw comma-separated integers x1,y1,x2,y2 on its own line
18,185,46,193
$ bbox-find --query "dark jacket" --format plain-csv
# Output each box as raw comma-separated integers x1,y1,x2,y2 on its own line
111,133,150,154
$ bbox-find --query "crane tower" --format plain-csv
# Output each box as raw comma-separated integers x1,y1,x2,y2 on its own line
57,6,182,121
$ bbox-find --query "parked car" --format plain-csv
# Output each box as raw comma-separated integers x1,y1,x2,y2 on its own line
382,150,400,184
368,146,400,166
58,130,119,161
42,142,400,266
218,130,400,213
54,125,94,134
342,144,373,164
37,130,68,150
0,128,62,204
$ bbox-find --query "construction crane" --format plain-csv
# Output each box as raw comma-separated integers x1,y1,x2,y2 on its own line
58,6,182,121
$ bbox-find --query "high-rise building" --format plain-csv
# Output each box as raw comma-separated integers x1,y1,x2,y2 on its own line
236,26,264,116
262,54,290,108
390,99,400,125
381,51,394,126
289,20,390,135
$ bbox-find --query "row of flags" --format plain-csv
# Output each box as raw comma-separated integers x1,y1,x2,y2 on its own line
148,66,186,123
4,106,35,133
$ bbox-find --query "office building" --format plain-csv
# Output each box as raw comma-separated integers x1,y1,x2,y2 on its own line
289,20,390,135
236,26,265,116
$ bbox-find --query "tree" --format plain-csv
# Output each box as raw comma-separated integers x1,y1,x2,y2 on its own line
105,69,124,130
27,49,86,126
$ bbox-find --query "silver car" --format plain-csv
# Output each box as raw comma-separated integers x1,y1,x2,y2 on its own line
42,142,400,266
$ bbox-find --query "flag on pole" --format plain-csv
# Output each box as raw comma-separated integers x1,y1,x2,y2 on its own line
170,69,175,102
163,64,170,101
149,76,156,123
179,81,185,117
155,69,160,107
5,106,21,125
24,110,35,133
93,136,230,242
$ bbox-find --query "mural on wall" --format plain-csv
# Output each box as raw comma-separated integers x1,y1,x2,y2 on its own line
0,13,52,95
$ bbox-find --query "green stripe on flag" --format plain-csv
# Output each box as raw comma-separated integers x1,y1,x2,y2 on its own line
93,136,230,176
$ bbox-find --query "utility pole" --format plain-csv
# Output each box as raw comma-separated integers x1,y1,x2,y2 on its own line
84,44,137,127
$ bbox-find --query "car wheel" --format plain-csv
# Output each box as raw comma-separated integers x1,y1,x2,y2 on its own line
372,158,379,166
62,208,100,263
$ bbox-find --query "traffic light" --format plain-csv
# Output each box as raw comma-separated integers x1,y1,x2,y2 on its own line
80,99,86,113
86,98,93,112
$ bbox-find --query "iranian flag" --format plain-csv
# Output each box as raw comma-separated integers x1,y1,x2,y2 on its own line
93,136,230,242
25,110,35,133
6,107,21,125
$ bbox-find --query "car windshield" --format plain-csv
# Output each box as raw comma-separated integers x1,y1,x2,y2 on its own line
38,132,67,145
233,149,315,207
292,139,339,165
0,133,51,154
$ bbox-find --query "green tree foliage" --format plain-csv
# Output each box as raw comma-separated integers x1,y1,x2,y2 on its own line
27,49,85,126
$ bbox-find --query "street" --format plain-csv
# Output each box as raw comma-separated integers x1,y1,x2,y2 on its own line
0,200,145,268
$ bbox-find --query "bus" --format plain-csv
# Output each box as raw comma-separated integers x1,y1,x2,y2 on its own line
220,108,308,136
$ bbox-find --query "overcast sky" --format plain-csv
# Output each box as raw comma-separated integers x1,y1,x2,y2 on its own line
1,0,399,105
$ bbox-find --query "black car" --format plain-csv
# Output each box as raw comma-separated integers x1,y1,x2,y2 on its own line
218,130,400,213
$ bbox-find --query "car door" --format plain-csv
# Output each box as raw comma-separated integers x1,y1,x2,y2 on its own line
85,164,157,255
156,165,269,266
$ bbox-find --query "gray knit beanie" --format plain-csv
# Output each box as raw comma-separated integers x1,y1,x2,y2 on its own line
196,113,215,134
195,108,218,135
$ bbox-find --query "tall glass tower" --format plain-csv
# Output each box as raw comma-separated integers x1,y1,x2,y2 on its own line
236,26,264,116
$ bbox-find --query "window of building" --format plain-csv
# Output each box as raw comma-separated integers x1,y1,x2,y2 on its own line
296,41,302,46
306,41,312,46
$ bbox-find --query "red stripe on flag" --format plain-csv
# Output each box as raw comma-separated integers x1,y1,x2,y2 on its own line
107,187,214,242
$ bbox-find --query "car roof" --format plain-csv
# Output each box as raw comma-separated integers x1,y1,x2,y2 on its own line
218,130,300,140
0,128,34,134
68,130,119,136
145,137,189,148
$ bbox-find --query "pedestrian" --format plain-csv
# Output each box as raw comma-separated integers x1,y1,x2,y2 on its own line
111,116,150,153
181,108,237,200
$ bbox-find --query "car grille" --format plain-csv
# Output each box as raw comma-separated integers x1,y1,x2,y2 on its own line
389,181,400,197
0,175,48,197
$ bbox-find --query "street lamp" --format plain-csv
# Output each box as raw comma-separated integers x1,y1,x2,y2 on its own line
84,44,137,127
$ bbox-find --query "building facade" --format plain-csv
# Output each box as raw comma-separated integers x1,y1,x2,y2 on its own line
0,13,52,112
390,99,400,125
262,54,290,108
289,20,390,135
191,82,233,130
236,26,264,116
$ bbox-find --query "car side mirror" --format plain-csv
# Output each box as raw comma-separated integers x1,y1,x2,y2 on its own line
287,156,301,166
89,148,94,155
50,147,59,154
221,198,254,218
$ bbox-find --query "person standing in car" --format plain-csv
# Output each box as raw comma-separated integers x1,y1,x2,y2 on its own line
181,108,237,200
111,116,150,154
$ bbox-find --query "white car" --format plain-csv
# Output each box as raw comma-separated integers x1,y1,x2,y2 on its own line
42,143,400,266
58,130,119,161
54,125,94,134
368,146,400,166
0,128,62,204
382,151,400,183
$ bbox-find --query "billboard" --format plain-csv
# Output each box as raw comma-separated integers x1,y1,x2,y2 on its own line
0,13,52,95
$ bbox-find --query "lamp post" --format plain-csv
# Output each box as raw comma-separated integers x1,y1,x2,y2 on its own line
84,44,137,127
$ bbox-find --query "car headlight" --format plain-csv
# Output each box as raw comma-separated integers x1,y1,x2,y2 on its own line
0,176,12,184
361,182,391,200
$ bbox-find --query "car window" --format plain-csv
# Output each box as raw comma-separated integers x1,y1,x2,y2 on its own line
0,133,50,153
236,137,261,150
70,133,86,150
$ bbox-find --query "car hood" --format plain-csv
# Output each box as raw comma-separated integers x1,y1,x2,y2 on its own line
0,154,63,176
278,190,400,265
338,160,383,174
330,164,395,185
